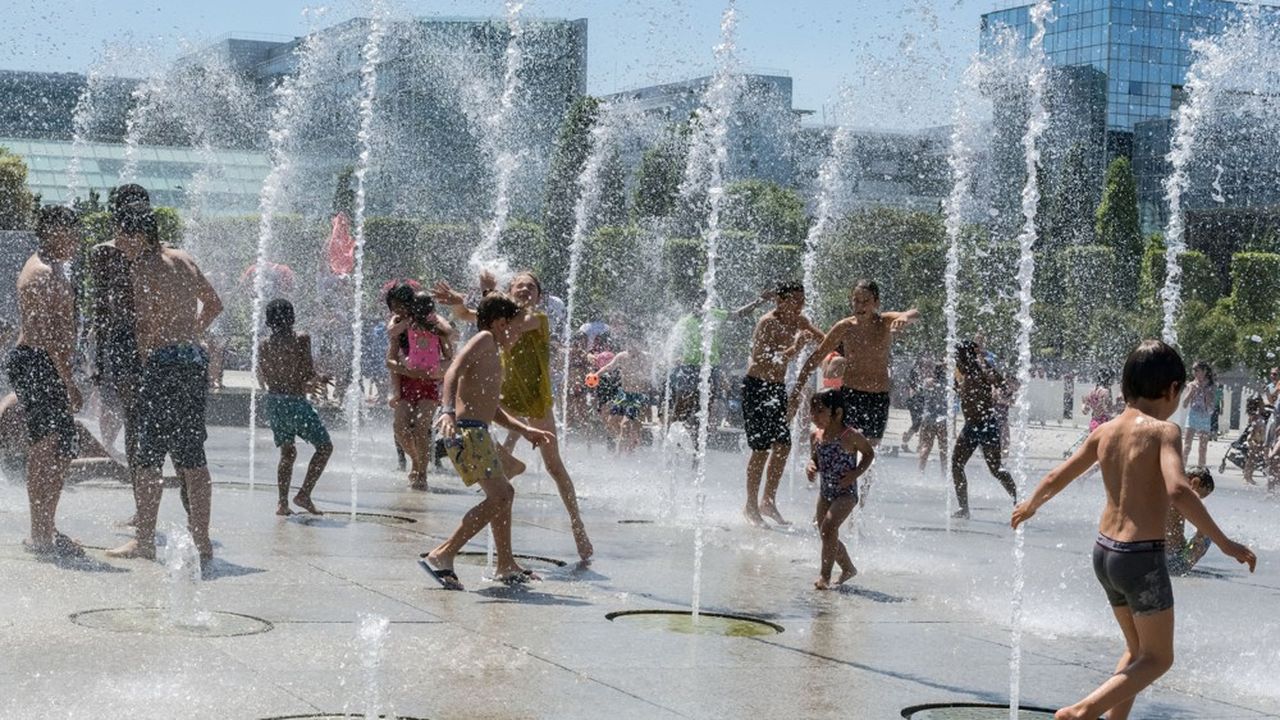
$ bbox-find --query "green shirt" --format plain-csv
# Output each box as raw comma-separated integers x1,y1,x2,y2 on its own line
674,309,729,366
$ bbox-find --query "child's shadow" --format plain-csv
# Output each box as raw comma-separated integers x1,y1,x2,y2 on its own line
473,585,594,606
835,584,909,603
201,558,267,580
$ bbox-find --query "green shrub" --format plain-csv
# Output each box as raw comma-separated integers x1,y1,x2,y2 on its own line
1231,252,1280,325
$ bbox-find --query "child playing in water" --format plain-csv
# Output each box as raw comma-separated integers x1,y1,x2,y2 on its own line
1165,466,1216,576
807,388,875,590
1012,340,1256,720
421,293,555,591
387,291,453,491
257,299,332,516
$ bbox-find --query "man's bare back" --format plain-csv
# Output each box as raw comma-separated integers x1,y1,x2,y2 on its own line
130,247,221,354
746,311,820,383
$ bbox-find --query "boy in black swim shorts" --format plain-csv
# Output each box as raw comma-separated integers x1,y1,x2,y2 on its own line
1013,340,1255,720
7,206,83,557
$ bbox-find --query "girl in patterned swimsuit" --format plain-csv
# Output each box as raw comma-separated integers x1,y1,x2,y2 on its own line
806,388,875,590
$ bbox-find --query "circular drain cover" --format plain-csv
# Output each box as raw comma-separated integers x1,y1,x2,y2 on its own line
293,511,417,525
70,607,273,637
261,715,427,720
606,610,782,637
901,703,1059,718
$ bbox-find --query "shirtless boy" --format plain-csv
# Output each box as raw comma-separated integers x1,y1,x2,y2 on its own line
7,206,83,557
741,283,823,527
420,294,555,591
106,203,223,563
1012,340,1255,720
258,299,332,516
791,279,918,445
951,340,1019,519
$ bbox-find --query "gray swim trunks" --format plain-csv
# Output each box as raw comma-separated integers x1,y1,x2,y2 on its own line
1092,534,1174,616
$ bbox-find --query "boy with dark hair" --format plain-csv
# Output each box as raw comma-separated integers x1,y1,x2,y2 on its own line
741,283,823,527
1012,340,1255,720
7,205,83,556
258,298,332,516
421,293,555,591
1165,466,1215,575
950,340,1018,519
106,202,223,563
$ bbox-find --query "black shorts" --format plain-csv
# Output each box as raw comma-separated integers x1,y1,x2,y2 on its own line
5,346,77,459
961,418,1002,447
668,365,721,423
1092,534,1174,616
838,388,890,440
741,375,789,451
135,344,208,470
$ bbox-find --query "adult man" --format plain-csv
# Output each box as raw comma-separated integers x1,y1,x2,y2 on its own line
7,206,82,556
741,284,823,527
106,202,223,563
791,279,918,446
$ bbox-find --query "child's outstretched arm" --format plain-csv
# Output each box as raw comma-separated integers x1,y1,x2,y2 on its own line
1159,424,1258,572
1011,431,1100,528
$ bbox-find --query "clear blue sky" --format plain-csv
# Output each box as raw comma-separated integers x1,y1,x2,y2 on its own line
1,0,1010,129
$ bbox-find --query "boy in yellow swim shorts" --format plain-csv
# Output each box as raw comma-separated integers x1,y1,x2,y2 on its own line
421,294,555,591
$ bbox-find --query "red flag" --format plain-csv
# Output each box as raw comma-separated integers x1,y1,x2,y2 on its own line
326,212,355,276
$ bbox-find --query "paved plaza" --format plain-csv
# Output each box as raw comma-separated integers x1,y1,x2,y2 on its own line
2,410,1278,720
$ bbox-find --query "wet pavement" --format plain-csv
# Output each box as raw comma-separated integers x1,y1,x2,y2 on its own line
2,411,1278,719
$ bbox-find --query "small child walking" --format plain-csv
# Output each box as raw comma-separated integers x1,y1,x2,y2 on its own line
807,388,875,590
1012,340,1255,720
387,291,453,490
257,299,333,515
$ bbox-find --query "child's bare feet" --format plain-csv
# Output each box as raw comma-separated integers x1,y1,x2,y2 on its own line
276,502,293,516
1054,707,1088,720
836,565,857,586
573,525,593,563
743,507,767,527
814,577,832,590
409,470,428,491
760,502,790,526
293,494,322,515
105,539,156,560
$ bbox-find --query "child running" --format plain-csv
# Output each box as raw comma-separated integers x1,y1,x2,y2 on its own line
257,299,332,516
807,388,874,589
387,290,453,491
420,294,555,591
1012,340,1255,720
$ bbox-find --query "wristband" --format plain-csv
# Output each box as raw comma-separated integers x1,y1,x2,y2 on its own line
441,407,456,416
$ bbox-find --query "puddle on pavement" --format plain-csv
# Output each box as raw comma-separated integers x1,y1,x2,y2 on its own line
606,609,782,637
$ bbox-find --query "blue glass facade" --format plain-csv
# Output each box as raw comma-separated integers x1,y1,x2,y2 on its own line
980,0,1262,130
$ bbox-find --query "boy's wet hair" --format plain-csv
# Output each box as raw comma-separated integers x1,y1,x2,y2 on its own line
385,282,415,310
265,298,295,334
956,340,981,374
110,184,150,215
1121,340,1186,402
476,293,521,330
851,278,880,302
810,387,845,419
1185,465,1215,494
36,205,79,239
776,282,804,298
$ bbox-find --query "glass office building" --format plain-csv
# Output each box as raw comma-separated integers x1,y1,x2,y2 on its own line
0,136,269,213
979,0,1274,131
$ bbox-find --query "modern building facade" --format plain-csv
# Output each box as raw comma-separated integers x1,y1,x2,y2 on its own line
980,0,1274,131
604,73,807,189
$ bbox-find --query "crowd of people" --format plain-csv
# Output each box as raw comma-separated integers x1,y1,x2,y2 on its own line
0,184,1268,720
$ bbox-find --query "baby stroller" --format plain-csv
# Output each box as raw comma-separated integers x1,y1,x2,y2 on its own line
1220,401,1271,475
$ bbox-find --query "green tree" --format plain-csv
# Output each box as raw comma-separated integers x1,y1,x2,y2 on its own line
1096,156,1143,302
632,124,688,220
1044,143,1097,251
0,146,34,231
722,180,807,244
332,166,355,218
1231,252,1280,325
542,95,602,289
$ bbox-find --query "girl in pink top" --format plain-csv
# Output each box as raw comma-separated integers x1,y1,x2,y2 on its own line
387,291,453,490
